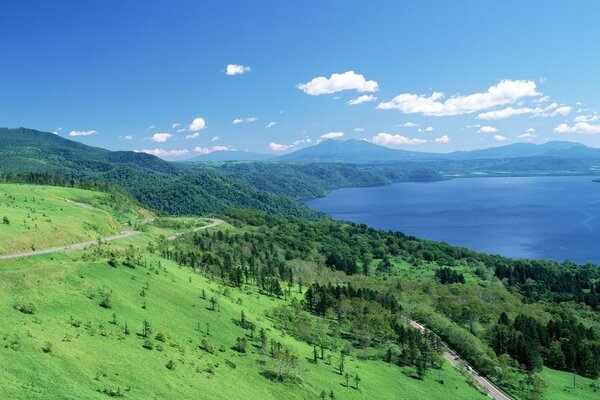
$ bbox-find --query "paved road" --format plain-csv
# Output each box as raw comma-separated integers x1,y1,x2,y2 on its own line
409,320,511,400
167,218,223,240
0,218,223,261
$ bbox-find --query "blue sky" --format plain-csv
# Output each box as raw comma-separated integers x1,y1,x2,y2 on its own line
2,1,600,159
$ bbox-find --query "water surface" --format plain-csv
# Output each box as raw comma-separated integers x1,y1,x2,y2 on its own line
305,176,600,264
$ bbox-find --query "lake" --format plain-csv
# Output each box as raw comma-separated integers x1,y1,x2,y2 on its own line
305,176,600,264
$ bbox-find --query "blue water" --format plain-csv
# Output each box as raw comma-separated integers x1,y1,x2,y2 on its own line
305,176,600,264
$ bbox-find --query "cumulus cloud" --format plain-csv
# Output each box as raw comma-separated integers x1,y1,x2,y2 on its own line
269,142,294,152
477,126,498,133
52,127,63,135
574,114,599,122
353,127,365,132
194,145,235,154
298,71,379,96
123,134,133,140
211,136,220,142
554,122,600,134
551,106,572,117
372,133,427,146
477,102,570,120
494,135,510,141
399,122,419,127
518,130,538,140
146,125,156,131
150,133,172,143
434,135,450,143
348,94,377,105
420,126,434,132
188,117,206,132
477,106,535,120
136,148,189,157
293,137,312,146
377,79,540,117
185,132,200,140
226,64,251,75
534,95,550,103
69,130,97,137
233,117,258,125
266,121,276,128
320,131,345,139
171,123,180,128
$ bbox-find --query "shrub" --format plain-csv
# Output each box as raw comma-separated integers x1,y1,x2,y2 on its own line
142,339,154,350
165,360,175,370
41,341,53,353
15,301,36,314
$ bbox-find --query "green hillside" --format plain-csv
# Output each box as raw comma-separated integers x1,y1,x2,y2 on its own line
0,184,485,400
1,184,598,400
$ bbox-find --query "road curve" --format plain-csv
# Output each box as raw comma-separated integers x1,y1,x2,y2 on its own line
409,320,511,400
167,218,223,241
0,218,223,261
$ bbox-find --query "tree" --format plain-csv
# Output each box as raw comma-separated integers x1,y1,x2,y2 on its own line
209,296,218,311
320,391,327,400
313,345,318,364
353,373,361,389
339,351,345,374
2,216,9,225
344,373,350,387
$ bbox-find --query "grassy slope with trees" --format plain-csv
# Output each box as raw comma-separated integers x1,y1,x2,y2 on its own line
0,184,485,400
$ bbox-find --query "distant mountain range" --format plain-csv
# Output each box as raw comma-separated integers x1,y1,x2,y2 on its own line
273,139,600,164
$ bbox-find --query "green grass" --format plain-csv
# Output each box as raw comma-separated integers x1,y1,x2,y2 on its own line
0,184,146,255
541,368,600,400
0,184,488,400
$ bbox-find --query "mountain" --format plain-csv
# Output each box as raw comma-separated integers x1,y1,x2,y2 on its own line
275,139,600,164
187,150,273,162
274,139,435,163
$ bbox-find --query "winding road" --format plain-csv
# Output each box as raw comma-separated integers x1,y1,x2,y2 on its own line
409,320,511,400
0,218,223,261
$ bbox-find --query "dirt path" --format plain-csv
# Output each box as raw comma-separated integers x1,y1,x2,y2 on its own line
409,320,512,400
65,199,94,210
0,218,223,261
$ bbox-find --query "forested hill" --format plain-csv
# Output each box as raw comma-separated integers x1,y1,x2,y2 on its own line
0,128,441,217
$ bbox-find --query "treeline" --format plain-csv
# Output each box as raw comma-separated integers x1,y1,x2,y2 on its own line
491,312,600,378
158,229,293,298
302,283,440,378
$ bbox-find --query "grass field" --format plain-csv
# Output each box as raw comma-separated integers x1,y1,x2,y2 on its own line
0,184,596,400
0,184,145,255
0,184,488,400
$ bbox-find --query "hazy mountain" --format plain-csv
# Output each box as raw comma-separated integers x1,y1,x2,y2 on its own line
275,139,600,164
187,150,273,162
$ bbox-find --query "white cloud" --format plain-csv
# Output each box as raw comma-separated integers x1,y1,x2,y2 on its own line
186,132,200,140
233,117,258,125
150,133,172,143
551,106,571,117
434,135,450,143
225,64,251,76
124,135,133,140
494,135,510,141
146,125,156,131
518,132,538,140
266,121,276,128
377,79,540,117
477,125,498,133
269,142,294,152
574,114,599,122
69,130,97,137
194,145,234,154
52,127,63,135
298,71,379,96
171,123,180,129
177,128,187,133
188,117,206,132
348,94,377,105
534,95,550,103
420,126,434,132
399,122,419,127
136,148,189,157
477,106,535,120
353,127,365,132
320,131,345,139
372,133,427,146
554,122,600,134
211,136,220,142
293,137,312,146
